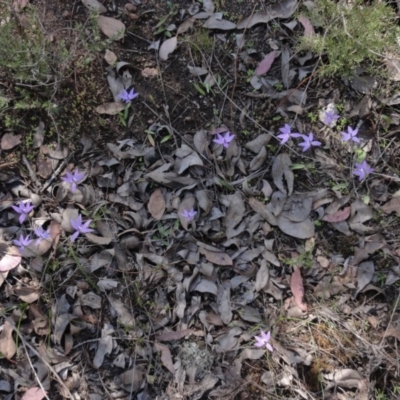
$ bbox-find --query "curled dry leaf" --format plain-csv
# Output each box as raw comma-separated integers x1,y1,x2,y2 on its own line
159,36,178,61
290,268,308,311
255,51,276,76
148,189,165,221
97,16,125,40
272,153,293,196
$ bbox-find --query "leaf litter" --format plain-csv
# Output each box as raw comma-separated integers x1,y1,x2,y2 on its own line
1,0,399,398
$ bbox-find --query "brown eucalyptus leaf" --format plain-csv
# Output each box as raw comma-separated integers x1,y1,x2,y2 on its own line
255,260,269,292
248,198,277,225
177,18,194,35
272,153,293,195
97,16,125,40
199,247,232,266
277,215,314,239
237,0,296,29
355,261,375,297
255,51,276,76
159,36,177,61
224,193,245,239
250,146,267,171
217,281,232,325
118,367,144,391
298,14,315,37
108,295,135,327
281,195,312,222
156,329,194,342
290,268,307,311
245,134,271,153
148,189,165,221
323,206,351,223
93,336,113,369
154,342,174,374
21,387,46,400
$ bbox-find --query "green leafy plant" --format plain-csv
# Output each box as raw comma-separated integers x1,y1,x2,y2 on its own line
299,0,400,77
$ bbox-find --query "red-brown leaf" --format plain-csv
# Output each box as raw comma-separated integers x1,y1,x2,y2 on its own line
290,268,308,311
323,206,351,223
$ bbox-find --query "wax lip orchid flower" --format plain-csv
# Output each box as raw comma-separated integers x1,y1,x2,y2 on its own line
341,126,360,143
70,215,94,242
353,160,374,181
324,110,340,126
119,88,139,103
295,132,322,152
62,169,86,193
254,330,273,352
12,201,34,223
181,209,197,222
277,124,299,145
34,226,51,245
213,131,235,148
13,234,33,254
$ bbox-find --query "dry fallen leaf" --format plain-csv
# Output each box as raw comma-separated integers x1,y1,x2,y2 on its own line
290,268,308,311
21,387,47,400
154,342,175,374
199,247,232,266
159,36,178,61
381,197,400,216
104,49,117,65
298,15,315,37
148,189,166,221
1,133,21,150
0,245,21,272
13,0,29,12
323,206,351,223
0,321,16,359
97,16,125,40
255,51,276,76
95,102,125,115
272,153,293,196
177,18,194,35
82,0,107,13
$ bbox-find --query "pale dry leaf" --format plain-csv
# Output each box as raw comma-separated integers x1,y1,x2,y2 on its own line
217,281,232,325
104,49,117,65
0,321,16,359
272,153,293,195
93,336,113,369
159,36,178,61
383,325,400,341
255,260,269,292
298,14,315,37
290,268,308,311
95,102,125,115
177,18,194,35
237,0,297,29
355,261,375,297
1,133,21,150
277,215,315,239
381,197,400,216
323,206,351,223
21,387,46,400
0,246,21,272
82,0,107,13
97,16,125,40
108,295,135,327
154,342,174,374
148,189,165,221
118,367,144,391
248,198,277,226
224,193,245,239
204,16,236,30
13,0,29,12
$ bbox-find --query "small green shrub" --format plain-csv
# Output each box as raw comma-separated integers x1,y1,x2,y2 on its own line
298,0,400,77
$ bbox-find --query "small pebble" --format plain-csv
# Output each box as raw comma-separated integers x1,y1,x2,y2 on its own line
129,13,139,20
125,3,137,12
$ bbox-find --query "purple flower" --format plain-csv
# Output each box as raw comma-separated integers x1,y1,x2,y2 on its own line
296,132,322,152
181,209,197,222
34,226,51,245
13,234,33,254
12,201,35,224
254,330,273,352
70,215,94,242
353,161,374,181
62,169,86,193
324,110,339,126
277,124,298,145
213,131,235,148
341,126,360,143
119,88,139,103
